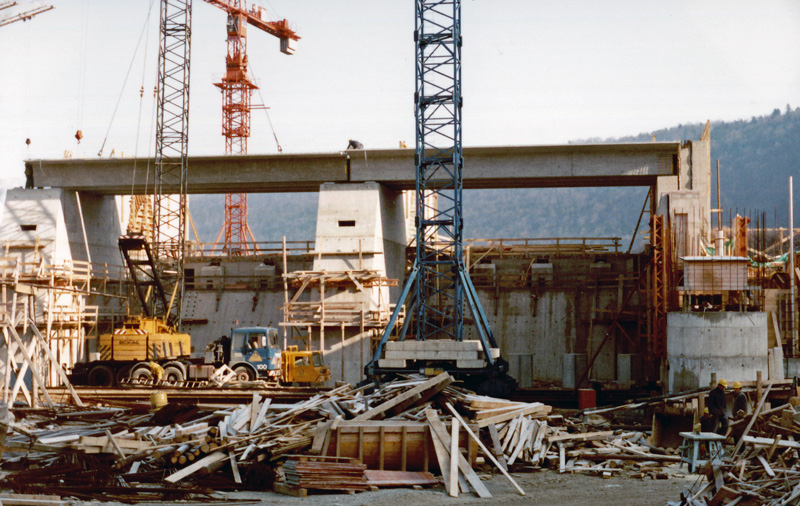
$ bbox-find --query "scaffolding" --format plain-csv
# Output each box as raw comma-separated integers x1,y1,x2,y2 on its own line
0,256,96,407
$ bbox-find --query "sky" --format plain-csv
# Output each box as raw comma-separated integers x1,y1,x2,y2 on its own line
0,0,799,190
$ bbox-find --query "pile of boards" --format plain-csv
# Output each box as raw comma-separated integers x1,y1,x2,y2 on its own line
0,370,697,502
669,385,800,505
281,456,368,493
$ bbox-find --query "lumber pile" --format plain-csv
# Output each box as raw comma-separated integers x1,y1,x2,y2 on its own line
282,456,368,492
668,430,800,505
0,370,698,501
668,387,800,505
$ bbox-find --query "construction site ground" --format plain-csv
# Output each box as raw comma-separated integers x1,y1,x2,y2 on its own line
60,468,692,506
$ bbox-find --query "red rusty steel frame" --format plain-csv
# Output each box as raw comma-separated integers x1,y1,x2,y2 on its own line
650,214,667,358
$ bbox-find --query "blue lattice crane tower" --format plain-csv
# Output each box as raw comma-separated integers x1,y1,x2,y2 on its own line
366,0,514,395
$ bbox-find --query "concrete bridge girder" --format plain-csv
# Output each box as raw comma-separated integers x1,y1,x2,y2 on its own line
28,142,682,195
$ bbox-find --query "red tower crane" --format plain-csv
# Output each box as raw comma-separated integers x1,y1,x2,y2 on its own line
204,0,299,254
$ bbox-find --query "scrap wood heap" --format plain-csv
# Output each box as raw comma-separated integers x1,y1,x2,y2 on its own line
669,394,800,506
0,371,697,501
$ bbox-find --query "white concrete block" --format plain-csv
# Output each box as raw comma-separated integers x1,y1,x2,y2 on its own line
385,350,479,360
378,359,407,368
385,340,426,351
456,359,487,369
477,348,500,359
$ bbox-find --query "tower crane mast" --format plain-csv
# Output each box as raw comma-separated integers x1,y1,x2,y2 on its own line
366,0,513,395
204,0,300,255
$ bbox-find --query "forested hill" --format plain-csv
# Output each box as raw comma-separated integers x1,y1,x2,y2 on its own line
591,105,800,217
189,106,800,247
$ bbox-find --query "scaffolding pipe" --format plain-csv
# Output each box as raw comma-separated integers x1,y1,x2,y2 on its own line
790,176,796,355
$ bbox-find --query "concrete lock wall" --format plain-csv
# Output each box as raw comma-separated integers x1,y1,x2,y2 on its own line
667,311,768,393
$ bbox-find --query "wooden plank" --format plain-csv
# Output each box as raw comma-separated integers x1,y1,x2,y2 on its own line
508,419,534,466
477,403,551,428
767,434,782,460
756,455,775,478
444,402,525,496
487,424,508,471
501,415,521,452
353,373,453,421
400,425,407,471
310,421,331,455
741,436,800,449
273,482,308,498
732,384,772,458
548,430,614,443
449,419,459,497
428,426,454,497
76,435,155,451
104,429,126,458
249,393,261,432
28,324,84,407
165,451,227,483
0,494,64,506
425,409,491,498
229,450,242,484
708,486,740,506
363,470,437,487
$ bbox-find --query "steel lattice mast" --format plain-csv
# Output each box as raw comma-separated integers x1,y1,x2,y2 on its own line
413,0,465,342
367,0,502,379
153,0,192,326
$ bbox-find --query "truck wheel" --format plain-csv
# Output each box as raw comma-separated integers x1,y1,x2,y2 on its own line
233,365,254,382
115,366,132,386
130,364,153,382
87,365,115,387
163,365,185,384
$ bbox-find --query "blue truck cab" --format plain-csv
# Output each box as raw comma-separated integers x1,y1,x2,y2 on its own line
229,326,282,381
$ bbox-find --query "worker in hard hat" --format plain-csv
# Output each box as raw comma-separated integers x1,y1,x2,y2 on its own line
698,407,716,433
707,378,728,435
148,361,165,382
732,381,750,420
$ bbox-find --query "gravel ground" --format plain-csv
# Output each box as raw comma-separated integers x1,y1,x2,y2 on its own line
66,464,701,506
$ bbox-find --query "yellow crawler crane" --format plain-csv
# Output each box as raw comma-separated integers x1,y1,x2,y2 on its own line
76,316,192,386
99,316,191,362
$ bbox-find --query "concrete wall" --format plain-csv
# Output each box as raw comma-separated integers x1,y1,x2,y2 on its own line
64,192,123,266
313,182,408,286
0,188,72,266
181,290,286,354
458,256,642,387
667,311,768,393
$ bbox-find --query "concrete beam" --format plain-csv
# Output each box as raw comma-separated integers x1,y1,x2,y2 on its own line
28,142,680,195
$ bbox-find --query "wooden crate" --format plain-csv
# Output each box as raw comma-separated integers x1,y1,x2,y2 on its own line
324,420,476,472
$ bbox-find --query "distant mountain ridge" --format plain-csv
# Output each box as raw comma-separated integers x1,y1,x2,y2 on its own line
189,107,800,247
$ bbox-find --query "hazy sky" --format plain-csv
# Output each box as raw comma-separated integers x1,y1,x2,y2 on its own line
0,0,798,189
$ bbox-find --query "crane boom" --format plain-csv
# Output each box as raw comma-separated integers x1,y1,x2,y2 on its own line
0,3,52,27
204,0,299,46
153,0,192,325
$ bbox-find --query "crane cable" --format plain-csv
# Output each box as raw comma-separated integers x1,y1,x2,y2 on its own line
75,0,89,145
249,61,283,153
130,0,156,195
97,0,156,158
128,0,157,237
